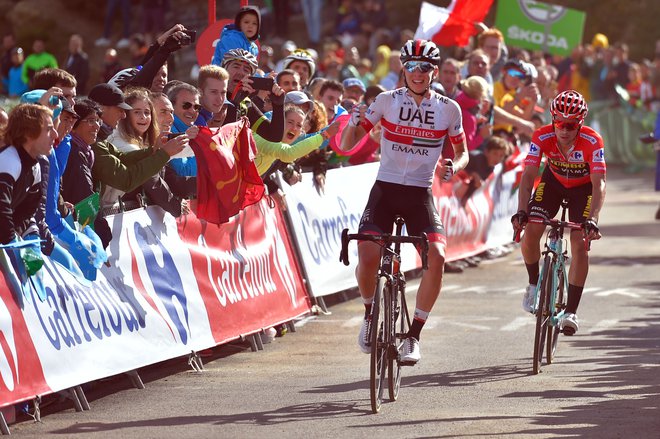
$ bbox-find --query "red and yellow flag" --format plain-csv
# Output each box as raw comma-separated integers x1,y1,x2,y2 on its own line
190,118,265,224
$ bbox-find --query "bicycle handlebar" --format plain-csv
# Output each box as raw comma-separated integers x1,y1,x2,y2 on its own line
512,218,592,251
339,229,430,270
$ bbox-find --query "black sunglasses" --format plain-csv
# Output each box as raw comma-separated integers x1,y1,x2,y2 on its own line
182,101,201,111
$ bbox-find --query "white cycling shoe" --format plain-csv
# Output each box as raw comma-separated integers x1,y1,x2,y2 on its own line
358,318,371,354
560,313,579,335
400,337,421,365
522,284,536,313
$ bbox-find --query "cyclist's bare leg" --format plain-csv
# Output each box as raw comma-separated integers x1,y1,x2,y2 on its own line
414,242,446,312
520,222,545,265
568,229,588,286
356,241,381,301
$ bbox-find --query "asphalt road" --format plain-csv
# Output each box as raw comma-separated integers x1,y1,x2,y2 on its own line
10,166,660,438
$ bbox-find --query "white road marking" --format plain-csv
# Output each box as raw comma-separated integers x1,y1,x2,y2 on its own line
594,288,641,298
589,319,619,333
500,316,534,331
294,315,317,328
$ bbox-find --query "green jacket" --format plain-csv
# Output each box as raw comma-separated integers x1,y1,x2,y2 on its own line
22,52,58,84
91,140,170,200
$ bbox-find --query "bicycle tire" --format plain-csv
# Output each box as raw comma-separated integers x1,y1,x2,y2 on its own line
370,276,388,413
388,278,409,401
547,264,565,364
533,256,552,374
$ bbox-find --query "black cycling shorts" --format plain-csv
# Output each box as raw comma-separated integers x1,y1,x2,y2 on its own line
358,180,446,244
527,168,593,224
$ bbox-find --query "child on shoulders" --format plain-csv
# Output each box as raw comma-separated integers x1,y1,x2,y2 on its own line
212,6,261,66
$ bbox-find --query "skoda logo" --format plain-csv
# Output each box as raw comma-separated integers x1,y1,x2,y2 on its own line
518,0,566,24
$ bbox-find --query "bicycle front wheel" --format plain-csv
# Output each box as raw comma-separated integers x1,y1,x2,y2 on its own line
533,256,552,374
547,264,565,364
388,279,409,401
370,276,388,413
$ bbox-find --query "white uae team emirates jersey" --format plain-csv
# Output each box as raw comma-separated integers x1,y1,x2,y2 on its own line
361,88,464,187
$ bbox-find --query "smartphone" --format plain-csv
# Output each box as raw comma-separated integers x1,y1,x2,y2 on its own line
249,76,275,91
167,132,185,140
183,29,196,44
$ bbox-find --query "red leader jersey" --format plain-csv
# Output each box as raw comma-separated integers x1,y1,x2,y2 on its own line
523,124,606,188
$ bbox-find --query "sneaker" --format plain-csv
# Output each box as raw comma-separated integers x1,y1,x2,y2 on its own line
444,261,464,273
400,337,420,364
116,38,131,49
95,37,111,47
522,284,536,313
357,318,371,354
260,327,277,344
560,313,579,335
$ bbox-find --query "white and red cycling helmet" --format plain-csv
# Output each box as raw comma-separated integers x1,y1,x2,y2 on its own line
551,90,588,122
400,39,442,66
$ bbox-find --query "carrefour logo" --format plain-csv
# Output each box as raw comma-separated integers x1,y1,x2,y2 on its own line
593,148,605,162
529,142,540,157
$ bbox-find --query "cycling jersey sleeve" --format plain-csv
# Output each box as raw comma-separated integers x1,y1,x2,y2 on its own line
524,130,544,168
582,130,606,174
446,99,465,145
361,92,388,132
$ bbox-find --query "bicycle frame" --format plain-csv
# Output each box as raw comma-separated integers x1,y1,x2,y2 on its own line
340,217,429,412
534,224,569,326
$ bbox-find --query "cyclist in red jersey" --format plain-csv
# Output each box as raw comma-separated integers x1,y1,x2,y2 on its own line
511,90,606,335
340,39,468,364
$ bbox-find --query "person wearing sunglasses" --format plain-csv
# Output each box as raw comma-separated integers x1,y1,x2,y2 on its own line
512,90,606,335
340,39,468,365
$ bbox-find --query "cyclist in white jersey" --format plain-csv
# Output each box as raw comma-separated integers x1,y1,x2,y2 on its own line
340,39,468,364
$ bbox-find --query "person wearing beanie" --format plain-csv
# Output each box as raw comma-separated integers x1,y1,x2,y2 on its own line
211,5,261,66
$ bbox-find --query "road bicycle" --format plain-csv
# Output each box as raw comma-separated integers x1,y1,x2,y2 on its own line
515,199,590,374
340,217,429,413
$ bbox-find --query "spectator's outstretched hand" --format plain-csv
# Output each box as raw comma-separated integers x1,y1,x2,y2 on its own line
157,24,185,46
185,125,200,140
161,135,188,157
324,119,341,138
39,87,64,109
314,172,326,195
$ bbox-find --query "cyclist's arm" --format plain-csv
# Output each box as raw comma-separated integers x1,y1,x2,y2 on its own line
450,136,469,171
339,124,367,151
588,173,606,222
517,165,539,212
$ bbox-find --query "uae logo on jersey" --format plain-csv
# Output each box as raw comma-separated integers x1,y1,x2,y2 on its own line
529,142,540,156
593,148,605,162
568,151,584,162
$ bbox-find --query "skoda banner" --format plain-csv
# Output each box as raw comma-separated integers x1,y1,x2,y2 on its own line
495,0,586,56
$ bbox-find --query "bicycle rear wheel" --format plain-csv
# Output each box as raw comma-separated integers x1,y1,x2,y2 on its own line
547,265,565,364
388,279,409,401
370,276,388,413
533,256,552,374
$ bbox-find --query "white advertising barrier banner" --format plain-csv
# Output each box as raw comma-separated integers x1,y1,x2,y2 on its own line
486,154,525,248
280,163,421,298
1,201,311,408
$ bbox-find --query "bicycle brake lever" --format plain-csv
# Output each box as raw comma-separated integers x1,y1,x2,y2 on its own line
340,229,350,266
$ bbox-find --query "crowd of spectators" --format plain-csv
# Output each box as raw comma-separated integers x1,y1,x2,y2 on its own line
1,3,660,306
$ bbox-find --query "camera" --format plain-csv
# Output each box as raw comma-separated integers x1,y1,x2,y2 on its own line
181,29,196,45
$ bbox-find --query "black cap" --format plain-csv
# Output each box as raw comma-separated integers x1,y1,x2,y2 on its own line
88,83,133,110
60,98,79,118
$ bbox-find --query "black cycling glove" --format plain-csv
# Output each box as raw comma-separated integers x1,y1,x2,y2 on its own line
582,218,599,235
511,210,528,226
